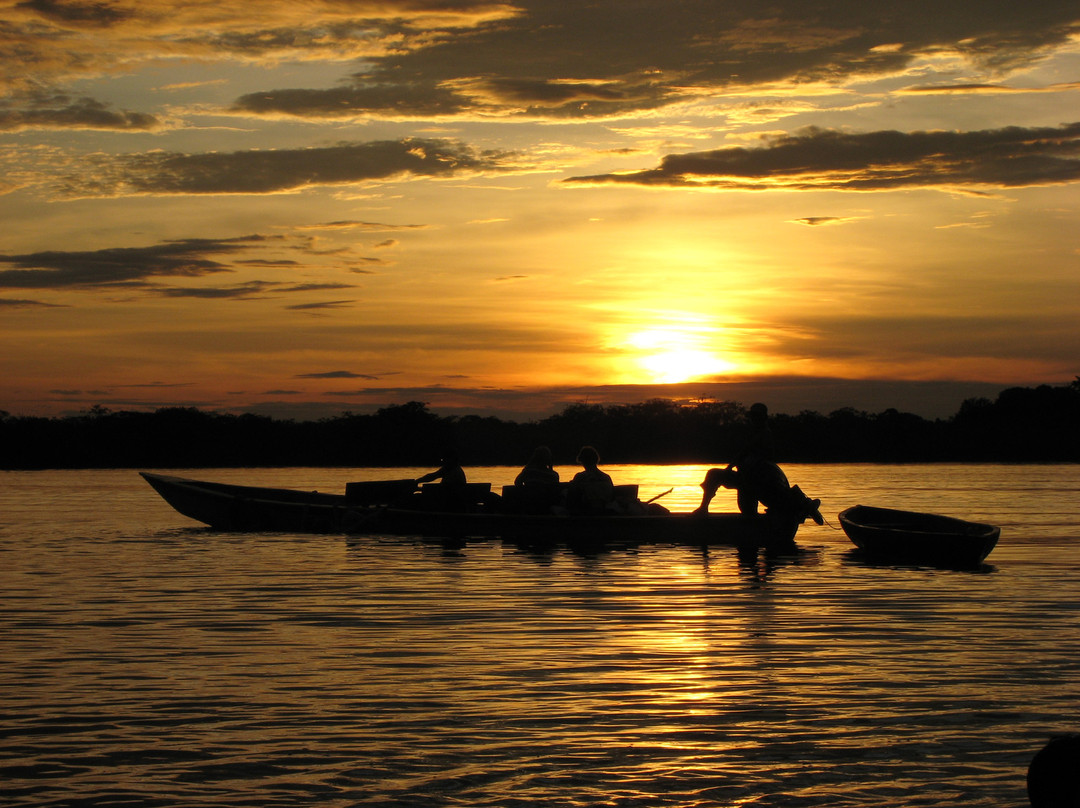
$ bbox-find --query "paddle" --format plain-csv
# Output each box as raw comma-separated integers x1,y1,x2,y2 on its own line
645,487,673,504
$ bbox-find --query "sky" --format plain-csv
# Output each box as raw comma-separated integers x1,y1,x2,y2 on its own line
2,0,1078,422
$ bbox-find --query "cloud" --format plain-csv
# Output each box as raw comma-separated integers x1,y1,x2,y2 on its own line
6,0,1078,129
293,220,427,232
1,1,516,94
0,236,266,288
0,91,161,132
157,281,276,299
0,296,64,307
790,216,861,226
562,123,1080,192
218,0,1080,121
285,299,355,311
296,370,380,380
15,0,132,26
901,81,1080,95
56,138,508,197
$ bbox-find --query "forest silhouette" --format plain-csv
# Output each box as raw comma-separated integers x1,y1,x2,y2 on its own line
2,380,1078,469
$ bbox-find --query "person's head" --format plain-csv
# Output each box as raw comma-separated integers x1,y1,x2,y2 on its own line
1028,734,1080,807
530,446,552,466
576,445,599,468
749,402,768,425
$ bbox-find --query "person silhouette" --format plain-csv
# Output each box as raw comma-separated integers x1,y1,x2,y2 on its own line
515,445,559,486
568,445,615,513
694,403,822,524
1028,734,1080,807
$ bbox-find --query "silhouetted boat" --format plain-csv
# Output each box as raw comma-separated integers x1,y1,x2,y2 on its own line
140,472,807,550
839,504,1000,566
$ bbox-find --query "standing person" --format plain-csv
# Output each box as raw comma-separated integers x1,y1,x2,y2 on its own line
515,446,560,486
568,445,615,513
695,403,822,524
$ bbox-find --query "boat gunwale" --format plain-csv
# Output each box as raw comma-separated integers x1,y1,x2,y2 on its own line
839,504,1000,540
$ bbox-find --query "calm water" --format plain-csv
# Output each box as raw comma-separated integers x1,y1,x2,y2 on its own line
2,464,1079,807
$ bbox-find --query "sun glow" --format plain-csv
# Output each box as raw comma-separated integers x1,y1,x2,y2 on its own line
626,324,737,384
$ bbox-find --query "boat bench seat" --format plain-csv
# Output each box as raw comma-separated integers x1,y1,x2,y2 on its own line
501,483,569,513
419,482,492,510
345,479,418,505
500,483,641,513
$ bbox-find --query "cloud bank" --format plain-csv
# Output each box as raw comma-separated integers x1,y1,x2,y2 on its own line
563,124,1080,191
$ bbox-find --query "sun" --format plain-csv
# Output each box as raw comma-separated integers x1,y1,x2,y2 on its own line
625,325,736,384
639,348,735,383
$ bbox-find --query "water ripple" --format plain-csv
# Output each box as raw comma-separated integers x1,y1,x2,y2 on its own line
2,465,1079,806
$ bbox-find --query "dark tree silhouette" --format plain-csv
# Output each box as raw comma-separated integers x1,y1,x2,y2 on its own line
1,381,1077,469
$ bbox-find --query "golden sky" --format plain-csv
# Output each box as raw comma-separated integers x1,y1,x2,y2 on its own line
2,0,1078,420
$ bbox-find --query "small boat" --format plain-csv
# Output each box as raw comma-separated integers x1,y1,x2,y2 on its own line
839,504,1000,567
140,472,807,550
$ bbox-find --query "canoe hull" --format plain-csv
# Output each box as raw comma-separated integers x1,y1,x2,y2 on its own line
141,472,801,549
839,504,999,567
364,506,799,548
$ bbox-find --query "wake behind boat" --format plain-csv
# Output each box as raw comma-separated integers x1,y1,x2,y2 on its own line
140,472,808,550
839,504,1000,567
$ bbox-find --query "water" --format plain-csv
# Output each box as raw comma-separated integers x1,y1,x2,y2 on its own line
2,464,1078,807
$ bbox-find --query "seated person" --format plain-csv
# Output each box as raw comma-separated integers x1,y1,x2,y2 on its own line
415,449,468,508
515,445,560,486
695,460,822,524
567,445,616,513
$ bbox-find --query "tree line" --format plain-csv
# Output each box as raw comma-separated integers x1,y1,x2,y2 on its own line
2,380,1078,470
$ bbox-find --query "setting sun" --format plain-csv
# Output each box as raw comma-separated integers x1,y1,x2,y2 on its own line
625,325,736,384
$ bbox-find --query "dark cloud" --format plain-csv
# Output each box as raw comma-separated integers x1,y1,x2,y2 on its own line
58,138,508,197
791,216,855,226
157,281,275,299
296,370,380,380
15,0,131,25
224,0,1080,120
233,82,468,119
0,235,366,298
114,381,195,389
285,300,355,311
281,283,355,292
0,296,64,307
0,237,268,289
0,91,160,132
563,123,1080,191
297,376,1015,420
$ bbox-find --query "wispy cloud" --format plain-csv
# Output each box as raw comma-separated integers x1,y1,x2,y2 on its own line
285,300,356,311
295,370,380,380
790,216,862,226
0,296,65,308
293,220,427,232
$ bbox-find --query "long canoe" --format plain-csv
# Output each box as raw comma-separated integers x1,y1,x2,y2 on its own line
839,504,1000,567
140,472,805,550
